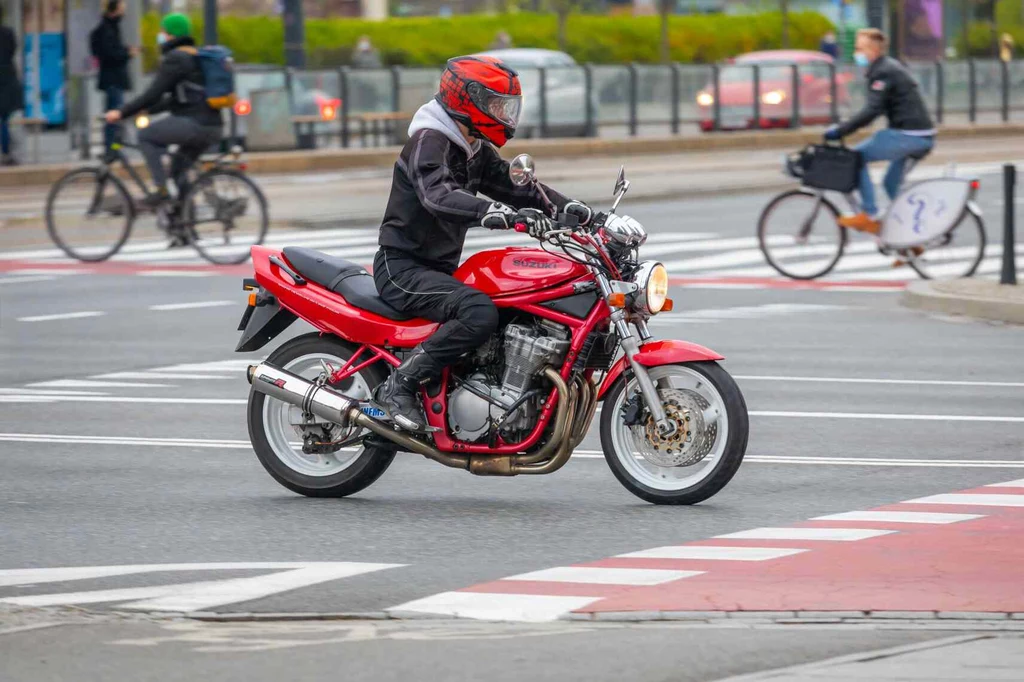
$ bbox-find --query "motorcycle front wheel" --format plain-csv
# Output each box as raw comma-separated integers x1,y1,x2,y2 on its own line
600,362,748,505
247,334,396,497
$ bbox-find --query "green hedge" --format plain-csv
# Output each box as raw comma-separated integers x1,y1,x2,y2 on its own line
142,11,833,70
960,22,1023,58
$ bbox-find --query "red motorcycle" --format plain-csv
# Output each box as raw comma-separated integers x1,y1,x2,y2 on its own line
236,156,748,504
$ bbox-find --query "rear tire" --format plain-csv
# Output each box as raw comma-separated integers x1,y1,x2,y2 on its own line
909,210,986,280
248,334,395,498
184,168,268,265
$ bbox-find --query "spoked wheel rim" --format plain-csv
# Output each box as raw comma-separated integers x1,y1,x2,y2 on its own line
759,191,845,280
46,169,133,262
909,212,986,279
185,171,267,265
607,366,729,492
261,353,372,478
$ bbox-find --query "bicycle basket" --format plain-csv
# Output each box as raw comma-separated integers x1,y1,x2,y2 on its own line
798,144,862,193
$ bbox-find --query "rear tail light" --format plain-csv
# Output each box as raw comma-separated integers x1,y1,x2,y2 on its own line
234,99,252,116
319,100,340,121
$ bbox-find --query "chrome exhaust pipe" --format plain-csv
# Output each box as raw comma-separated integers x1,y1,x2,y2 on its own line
247,362,357,428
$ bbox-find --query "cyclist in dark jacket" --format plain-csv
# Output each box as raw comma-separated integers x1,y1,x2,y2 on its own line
372,56,592,432
104,13,222,209
825,28,936,233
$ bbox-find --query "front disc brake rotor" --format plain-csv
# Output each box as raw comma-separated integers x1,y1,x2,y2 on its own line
629,388,717,467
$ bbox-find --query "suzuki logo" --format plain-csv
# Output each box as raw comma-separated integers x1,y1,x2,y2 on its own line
511,257,557,269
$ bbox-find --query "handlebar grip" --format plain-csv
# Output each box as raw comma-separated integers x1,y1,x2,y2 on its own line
514,223,528,233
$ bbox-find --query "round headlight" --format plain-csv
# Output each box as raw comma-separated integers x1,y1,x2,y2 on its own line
633,261,670,315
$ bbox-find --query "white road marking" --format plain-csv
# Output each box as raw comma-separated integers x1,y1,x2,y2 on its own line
148,300,236,311
0,433,250,448
811,511,984,524
750,410,1024,423
0,275,57,285
0,562,403,612
27,379,175,389
0,396,247,405
502,566,701,586
715,527,896,541
616,546,807,561
903,493,1024,507
388,592,602,623
16,311,105,323
92,372,231,381
986,479,1024,488
735,375,1024,389
656,303,846,322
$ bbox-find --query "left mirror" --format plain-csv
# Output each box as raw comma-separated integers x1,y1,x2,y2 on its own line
509,154,536,187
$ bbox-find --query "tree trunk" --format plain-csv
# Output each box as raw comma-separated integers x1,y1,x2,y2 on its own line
780,0,790,49
558,10,569,52
660,0,671,63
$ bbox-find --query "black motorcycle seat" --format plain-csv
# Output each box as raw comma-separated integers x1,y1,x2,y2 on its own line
282,246,413,321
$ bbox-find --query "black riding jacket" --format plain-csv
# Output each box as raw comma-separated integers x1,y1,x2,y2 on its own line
120,36,222,128
836,56,935,138
378,129,569,274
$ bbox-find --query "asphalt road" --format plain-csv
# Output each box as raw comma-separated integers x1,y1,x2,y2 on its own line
2,185,1023,680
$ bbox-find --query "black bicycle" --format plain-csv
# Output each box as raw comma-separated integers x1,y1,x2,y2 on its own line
45,131,268,265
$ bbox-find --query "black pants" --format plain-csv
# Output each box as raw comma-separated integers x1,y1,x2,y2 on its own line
373,249,498,367
137,116,221,190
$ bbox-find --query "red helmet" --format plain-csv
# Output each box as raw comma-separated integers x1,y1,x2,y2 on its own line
436,56,522,147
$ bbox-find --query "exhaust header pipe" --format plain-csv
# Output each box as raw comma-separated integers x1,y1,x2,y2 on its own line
247,362,357,428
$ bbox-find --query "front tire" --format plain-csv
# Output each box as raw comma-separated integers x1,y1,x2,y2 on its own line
248,334,395,498
758,189,846,280
600,362,748,505
45,168,134,262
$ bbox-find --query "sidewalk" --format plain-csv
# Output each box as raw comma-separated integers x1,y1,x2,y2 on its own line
902,280,1024,324
717,633,1024,681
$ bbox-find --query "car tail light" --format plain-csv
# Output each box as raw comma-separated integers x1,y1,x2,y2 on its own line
319,99,340,121
234,99,252,116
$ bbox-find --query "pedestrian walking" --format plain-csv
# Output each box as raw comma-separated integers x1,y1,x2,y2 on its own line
819,31,840,61
1000,33,1015,63
0,5,24,166
91,0,137,155
351,35,382,69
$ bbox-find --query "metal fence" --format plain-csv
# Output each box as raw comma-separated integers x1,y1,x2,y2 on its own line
69,59,1024,157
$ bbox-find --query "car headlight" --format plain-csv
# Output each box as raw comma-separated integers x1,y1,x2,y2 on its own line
761,90,786,106
696,92,714,107
632,261,670,315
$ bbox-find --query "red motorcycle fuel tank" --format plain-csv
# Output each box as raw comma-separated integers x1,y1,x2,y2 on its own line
456,248,588,297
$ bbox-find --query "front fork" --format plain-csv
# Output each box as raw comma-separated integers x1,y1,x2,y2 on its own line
596,274,671,433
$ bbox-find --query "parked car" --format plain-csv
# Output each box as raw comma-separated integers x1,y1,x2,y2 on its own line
231,67,341,148
695,50,852,132
474,48,597,138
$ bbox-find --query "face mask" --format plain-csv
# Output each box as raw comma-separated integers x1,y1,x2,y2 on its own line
854,52,870,67
157,33,168,46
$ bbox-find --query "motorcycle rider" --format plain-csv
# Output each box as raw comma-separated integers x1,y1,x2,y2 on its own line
372,55,592,432
824,28,936,234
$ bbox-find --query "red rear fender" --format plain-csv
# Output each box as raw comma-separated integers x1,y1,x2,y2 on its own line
597,339,725,400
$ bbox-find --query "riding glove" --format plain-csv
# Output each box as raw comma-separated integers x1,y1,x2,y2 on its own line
516,209,554,239
481,202,517,230
563,200,593,226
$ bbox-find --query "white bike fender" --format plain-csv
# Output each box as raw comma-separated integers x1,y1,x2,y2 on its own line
967,200,983,216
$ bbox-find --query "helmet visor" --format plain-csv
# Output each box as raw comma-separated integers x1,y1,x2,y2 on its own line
468,83,522,129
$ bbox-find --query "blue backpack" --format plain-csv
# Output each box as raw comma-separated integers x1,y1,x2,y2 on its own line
178,45,238,110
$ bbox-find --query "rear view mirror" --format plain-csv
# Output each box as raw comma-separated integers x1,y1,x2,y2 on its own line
614,166,627,196
509,154,536,186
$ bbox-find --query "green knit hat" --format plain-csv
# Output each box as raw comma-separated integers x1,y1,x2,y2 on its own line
160,13,192,38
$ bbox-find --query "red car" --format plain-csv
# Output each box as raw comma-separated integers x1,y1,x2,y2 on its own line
696,50,852,132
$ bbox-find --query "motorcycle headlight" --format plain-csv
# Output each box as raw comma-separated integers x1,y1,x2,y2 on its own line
632,261,670,315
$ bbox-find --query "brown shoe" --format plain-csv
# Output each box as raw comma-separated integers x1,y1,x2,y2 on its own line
892,246,925,268
837,213,881,234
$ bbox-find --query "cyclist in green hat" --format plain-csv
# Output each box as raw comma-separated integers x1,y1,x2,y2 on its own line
105,13,223,224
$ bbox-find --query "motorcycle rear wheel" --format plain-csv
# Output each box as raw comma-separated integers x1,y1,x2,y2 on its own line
248,334,395,497
600,361,748,505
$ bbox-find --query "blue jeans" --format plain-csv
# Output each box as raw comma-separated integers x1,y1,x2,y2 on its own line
0,113,10,155
854,129,935,216
103,86,125,149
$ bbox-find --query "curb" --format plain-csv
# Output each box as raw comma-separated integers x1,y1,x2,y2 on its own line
562,610,1024,624
3,122,1023,189
901,279,1024,324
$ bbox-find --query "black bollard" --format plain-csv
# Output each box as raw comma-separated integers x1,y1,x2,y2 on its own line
1002,164,1017,286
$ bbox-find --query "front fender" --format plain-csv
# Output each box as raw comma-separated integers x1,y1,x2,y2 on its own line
597,339,725,400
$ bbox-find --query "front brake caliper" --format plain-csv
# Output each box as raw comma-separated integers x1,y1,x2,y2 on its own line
620,392,645,427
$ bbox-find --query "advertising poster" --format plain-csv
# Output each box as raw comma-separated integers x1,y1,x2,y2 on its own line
22,0,67,125
903,0,945,60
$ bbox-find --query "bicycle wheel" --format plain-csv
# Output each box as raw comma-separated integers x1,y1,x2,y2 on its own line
182,168,268,265
45,168,134,262
909,211,987,280
757,189,847,280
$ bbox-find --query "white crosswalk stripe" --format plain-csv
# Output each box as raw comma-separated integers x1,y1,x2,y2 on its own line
3,225,1015,286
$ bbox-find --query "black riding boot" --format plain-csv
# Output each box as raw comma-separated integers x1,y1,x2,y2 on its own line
374,348,442,432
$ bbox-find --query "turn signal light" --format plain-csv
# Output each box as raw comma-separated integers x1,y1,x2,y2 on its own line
607,293,626,307
248,292,257,306
662,298,674,312
971,179,981,191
